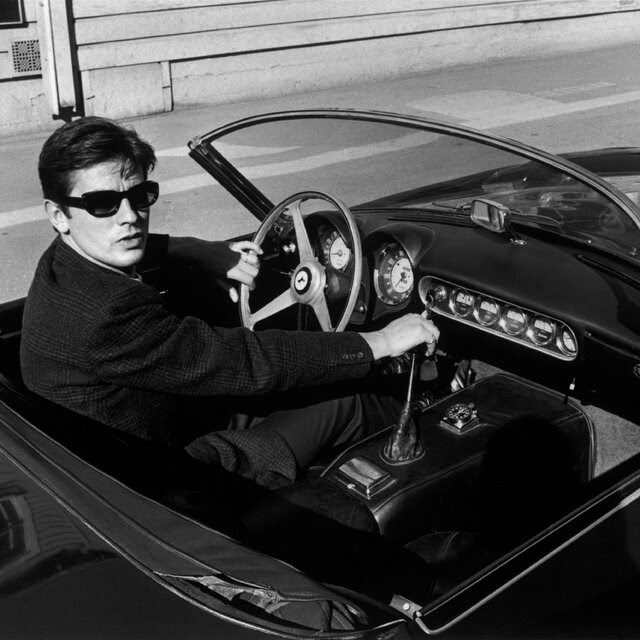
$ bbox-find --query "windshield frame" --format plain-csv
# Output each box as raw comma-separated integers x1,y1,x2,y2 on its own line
189,108,640,251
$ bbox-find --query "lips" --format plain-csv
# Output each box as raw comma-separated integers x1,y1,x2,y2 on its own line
119,231,143,244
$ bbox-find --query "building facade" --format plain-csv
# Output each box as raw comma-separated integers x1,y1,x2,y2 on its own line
1,0,640,134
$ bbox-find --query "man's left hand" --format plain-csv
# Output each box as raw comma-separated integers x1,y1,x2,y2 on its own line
225,240,263,302
167,237,263,302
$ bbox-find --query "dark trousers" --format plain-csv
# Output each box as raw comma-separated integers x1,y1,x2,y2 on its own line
184,385,402,487
234,391,399,470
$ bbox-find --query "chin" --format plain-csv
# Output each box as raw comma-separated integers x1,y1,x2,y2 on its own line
120,251,145,269
108,248,144,271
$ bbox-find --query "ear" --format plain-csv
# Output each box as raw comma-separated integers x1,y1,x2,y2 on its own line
45,199,70,235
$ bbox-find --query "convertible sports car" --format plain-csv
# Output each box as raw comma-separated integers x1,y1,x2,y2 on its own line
2,109,640,638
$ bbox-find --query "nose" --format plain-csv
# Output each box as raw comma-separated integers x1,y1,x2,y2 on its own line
115,197,141,224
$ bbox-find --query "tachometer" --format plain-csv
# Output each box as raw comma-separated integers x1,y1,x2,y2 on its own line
374,243,414,305
322,229,352,271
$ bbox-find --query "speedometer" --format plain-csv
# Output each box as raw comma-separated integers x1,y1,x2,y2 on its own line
321,229,352,271
374,243,414,305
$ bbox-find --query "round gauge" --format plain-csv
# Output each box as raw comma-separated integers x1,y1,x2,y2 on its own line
474,296,500,326
450,288,475,318
445,402,477,428
373,243,414,305
557,326,578,357
529,315,555,346
322,229,352,271
502,305,528,336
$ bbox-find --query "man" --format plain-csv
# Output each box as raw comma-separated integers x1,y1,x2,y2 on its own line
21,116,439,489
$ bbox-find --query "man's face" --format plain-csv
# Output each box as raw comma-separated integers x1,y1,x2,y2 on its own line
49,161,150,272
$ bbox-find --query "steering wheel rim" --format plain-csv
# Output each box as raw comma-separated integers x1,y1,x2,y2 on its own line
240,191,362,332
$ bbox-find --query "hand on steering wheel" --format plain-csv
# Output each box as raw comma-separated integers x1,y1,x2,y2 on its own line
240,191,362,332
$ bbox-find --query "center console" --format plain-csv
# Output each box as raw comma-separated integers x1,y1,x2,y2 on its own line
321,373,594,542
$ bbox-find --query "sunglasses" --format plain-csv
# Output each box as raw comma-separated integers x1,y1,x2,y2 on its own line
59,180,159,217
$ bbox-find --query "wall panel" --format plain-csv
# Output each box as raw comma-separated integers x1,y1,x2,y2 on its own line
171,11,640,107
5,0,640,131
73,0,640,68
70,0,640,119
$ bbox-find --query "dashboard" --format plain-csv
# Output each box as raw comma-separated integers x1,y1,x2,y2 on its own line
316,221,581,361
262,208,640,384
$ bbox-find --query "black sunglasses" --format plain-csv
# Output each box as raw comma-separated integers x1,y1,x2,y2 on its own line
59,180,159,217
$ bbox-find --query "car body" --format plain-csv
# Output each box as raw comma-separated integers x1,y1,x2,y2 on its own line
2,109,640,638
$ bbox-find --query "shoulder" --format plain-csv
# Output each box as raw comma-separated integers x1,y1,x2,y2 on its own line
23,238,162,341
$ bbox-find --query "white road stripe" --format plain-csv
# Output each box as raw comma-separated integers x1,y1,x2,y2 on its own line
469,89,640,130
158,172,214,194
2,88,640,230
156,146,189,157
0,205,44,228
410,89,640,129
0,173,218,230
533,81,616,99
156,143,298,158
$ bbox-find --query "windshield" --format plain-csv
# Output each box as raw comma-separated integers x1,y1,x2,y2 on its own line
205,115,640,262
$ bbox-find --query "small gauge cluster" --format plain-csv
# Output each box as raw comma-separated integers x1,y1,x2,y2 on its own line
418,276,578,361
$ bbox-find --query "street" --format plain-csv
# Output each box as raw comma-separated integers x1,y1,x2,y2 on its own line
1,41,639,302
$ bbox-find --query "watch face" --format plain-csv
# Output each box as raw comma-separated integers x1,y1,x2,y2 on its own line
446,402,474,423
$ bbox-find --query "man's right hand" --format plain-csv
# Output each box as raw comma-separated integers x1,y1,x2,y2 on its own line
360,313,440,361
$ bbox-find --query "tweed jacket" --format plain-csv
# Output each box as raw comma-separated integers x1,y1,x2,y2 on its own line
20,235,375,484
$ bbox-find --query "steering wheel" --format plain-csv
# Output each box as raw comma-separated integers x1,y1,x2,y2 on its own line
240,191,362,332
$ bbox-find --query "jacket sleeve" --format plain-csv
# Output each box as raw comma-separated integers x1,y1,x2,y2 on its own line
84,281,374,397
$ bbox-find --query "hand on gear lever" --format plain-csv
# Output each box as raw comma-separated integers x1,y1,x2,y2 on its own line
381,352,425,464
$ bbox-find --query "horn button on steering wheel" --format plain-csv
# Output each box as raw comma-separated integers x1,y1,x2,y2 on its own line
292,261,325,303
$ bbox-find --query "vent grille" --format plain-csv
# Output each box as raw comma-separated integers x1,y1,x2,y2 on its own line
11,39,41,75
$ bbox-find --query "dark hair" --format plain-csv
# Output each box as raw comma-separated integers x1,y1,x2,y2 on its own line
38,116,157,204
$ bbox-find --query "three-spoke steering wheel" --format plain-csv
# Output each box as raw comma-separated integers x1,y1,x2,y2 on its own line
240,191,362,332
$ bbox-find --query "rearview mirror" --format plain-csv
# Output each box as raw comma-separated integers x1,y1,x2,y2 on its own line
470,199,512,234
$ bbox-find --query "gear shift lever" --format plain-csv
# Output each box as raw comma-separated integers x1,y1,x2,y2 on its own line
381,352,425,464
